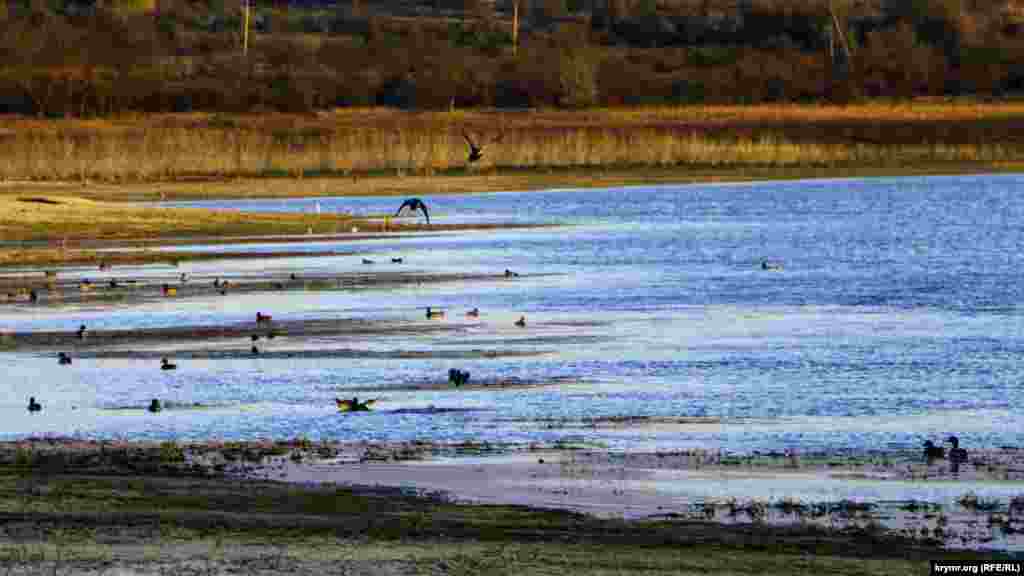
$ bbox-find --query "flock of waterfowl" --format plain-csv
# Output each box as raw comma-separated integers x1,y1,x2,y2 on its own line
922,436,970,471
25,196,531,417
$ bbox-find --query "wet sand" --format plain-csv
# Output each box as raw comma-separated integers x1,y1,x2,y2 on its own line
241,441,1024,552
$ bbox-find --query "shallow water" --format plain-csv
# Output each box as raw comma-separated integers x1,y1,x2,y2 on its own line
4,174,1024,458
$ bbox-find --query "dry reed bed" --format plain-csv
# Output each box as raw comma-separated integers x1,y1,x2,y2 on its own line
2,104,1024,181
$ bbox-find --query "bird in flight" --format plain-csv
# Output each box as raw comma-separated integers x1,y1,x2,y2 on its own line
395,198,430,224
336,397,378,412
462,130,502,164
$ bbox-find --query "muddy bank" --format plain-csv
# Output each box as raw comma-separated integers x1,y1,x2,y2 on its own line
0,437,1011,576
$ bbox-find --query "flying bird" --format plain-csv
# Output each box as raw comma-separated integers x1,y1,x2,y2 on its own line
395,198,430,224
462,130,502,164
336,397,378,412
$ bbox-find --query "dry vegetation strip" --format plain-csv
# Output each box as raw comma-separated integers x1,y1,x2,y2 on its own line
2,104,1024,182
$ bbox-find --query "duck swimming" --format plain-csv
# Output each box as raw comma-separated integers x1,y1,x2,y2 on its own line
336,397,377,412
27,397,41,412
448,368,471,386
58,352,72,365
947,436,968,463
923,440,945,460
160,358,177,371
514,316,526,327
426,307,445,319
466,308,480,318
148,399,162,413
77,324,87,340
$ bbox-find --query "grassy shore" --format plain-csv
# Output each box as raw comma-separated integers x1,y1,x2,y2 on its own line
0,440,996,575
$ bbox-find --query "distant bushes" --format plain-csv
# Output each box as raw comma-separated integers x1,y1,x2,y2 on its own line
1,0,1024,116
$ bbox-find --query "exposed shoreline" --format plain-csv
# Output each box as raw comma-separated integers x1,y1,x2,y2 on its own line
0,437,1013,575
1,161,1019,203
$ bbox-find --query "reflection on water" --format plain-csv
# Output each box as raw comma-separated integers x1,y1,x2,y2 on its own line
3,174,1024,457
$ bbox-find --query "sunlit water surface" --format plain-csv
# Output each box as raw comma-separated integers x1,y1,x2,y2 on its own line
4,174,1024,459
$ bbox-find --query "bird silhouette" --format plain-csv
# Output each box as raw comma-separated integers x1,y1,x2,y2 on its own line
58,352,72,365
160,358,177,371
148,399,162,413
514,316,526,327
336,397,377,412
466,308,480,317
462,130,502,164
395,198,430,224
947,436,968,463
923,440,945,461
27,397,41,413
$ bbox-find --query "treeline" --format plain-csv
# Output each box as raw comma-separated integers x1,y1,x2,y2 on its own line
1,0,1023,116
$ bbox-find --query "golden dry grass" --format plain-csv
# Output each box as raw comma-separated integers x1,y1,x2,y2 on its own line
1,103,1023,182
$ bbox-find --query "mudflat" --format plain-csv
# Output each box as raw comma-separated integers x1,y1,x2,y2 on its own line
0,438,999,575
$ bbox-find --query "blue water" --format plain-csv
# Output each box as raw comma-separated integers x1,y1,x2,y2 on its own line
3,173,1024,455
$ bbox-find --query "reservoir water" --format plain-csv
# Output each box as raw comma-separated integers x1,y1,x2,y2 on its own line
3,173,1024,457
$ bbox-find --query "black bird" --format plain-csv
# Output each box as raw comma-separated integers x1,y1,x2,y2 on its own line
514,316,526,327
392,258,403,264
923,440,945,460
28,289,38,303
148,399,162,413
76,324,87,340
466,307,480,318
58,352,72,365
504,269,519,278
336,396,377,412
290,273,298,281
462,130,502,164
426,307,445,319
362,258,375,265
448,368,471,386
251,344,260,355
160,358,177,371
27,397,41,413
395,198,430,224
947,436,968,463
251,334,260,342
